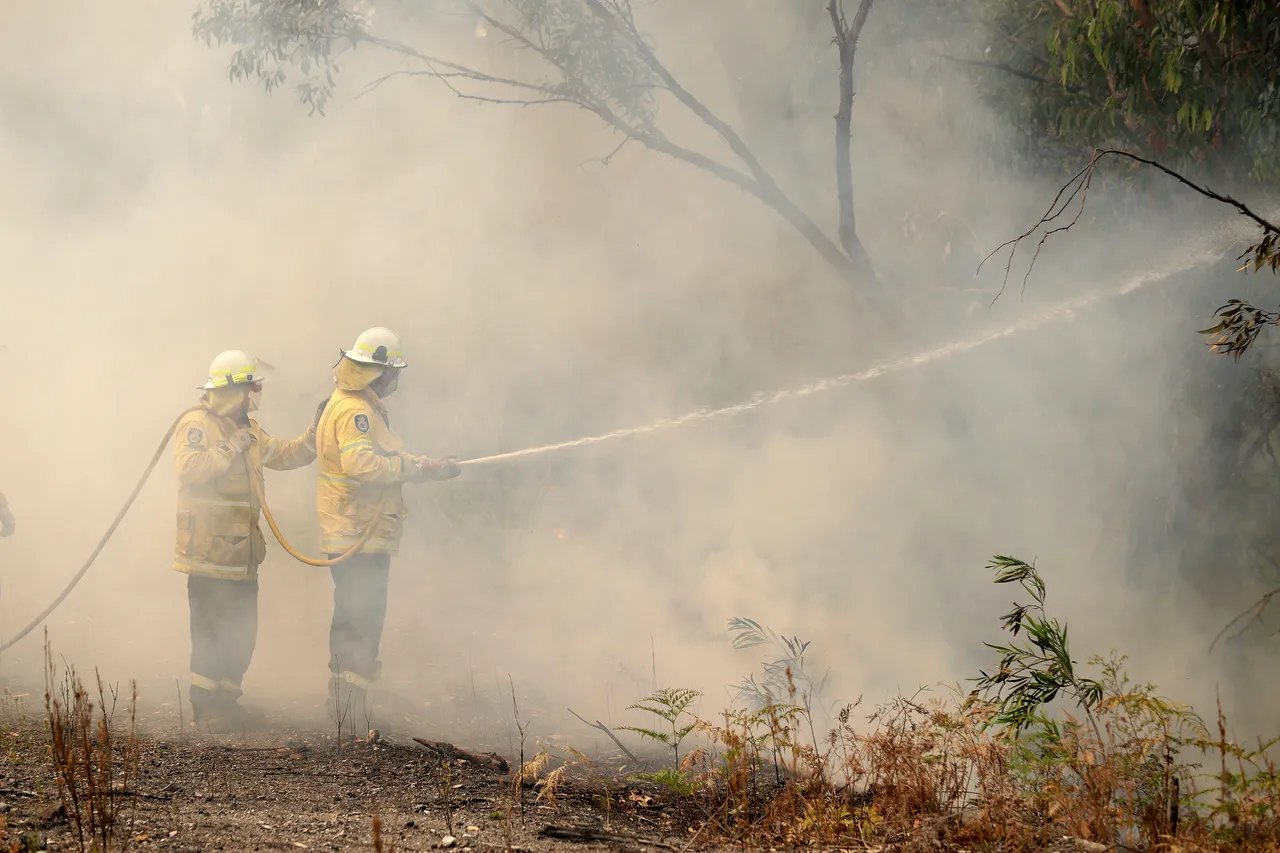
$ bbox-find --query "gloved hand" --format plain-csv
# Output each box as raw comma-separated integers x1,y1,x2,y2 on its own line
402,455,462,482
314,398,328,429
433,456,462,481
0,494,14,538
227,428,254,455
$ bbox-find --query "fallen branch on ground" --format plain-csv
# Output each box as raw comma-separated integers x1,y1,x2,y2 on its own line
539,825,676,850
413,738,509,773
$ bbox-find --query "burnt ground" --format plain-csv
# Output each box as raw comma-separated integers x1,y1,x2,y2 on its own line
0,687,700,853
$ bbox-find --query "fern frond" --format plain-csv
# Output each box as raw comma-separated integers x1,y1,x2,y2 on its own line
536,765,568,808
617,725,671,744
518,745,550,785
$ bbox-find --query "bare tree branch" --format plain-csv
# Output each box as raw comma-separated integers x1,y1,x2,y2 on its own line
983,147,1280,307
1097,149,1280,235
978,158,1094,303
567,708,640,763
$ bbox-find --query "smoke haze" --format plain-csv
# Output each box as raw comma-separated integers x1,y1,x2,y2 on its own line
0,1,1272,745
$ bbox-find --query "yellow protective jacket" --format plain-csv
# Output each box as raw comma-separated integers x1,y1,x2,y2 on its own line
315,360,423,556
173,389,317,581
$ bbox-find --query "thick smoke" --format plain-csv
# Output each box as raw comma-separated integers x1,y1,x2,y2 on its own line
0,0,1270,745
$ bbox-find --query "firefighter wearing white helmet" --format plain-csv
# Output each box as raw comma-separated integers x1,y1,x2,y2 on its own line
174,349,320,731
344,326,409,369
314,327,461,720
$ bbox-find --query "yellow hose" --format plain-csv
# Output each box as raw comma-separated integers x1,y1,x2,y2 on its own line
0,407,199,654
0,409,384,654
248,442,388,568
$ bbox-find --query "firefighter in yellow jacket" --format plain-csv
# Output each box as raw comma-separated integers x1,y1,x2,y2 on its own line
315,327,460,719
175,350,318,731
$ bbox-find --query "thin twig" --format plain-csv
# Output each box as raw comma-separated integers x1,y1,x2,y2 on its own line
1212,585,1280,652
979,158,1093,303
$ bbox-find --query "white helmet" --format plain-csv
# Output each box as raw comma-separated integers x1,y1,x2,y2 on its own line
343,327,407,369
201,350,264,390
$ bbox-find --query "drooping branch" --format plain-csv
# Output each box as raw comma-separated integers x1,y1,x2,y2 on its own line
1098,149,1280,236
983,147,1280,311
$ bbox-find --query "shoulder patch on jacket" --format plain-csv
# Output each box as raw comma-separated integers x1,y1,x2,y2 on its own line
354,413,370,433
186,426,205,444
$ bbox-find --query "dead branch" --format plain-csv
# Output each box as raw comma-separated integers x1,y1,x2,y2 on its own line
567,708,640,763
413,737,510,774
539,825,676,850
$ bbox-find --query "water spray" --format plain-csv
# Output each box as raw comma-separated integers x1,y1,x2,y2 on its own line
458,245,1225,468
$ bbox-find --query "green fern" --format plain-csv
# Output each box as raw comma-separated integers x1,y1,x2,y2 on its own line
618,687,701,766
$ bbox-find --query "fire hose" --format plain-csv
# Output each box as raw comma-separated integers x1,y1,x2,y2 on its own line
248,442,389,568
0,411,387,654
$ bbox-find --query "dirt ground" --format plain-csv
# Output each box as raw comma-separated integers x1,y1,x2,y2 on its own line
0,685,700,853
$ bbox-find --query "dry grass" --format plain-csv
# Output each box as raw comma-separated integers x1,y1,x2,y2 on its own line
42,633,140,853
580,677,1279,851
595,560,1280,850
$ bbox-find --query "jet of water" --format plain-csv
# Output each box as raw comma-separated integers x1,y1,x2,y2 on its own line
459,243,1228,468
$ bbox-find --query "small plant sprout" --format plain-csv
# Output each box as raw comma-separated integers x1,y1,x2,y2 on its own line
619,688,701,767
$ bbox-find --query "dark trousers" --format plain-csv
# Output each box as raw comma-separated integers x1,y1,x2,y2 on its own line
188,576,259,714
328,554,392,684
